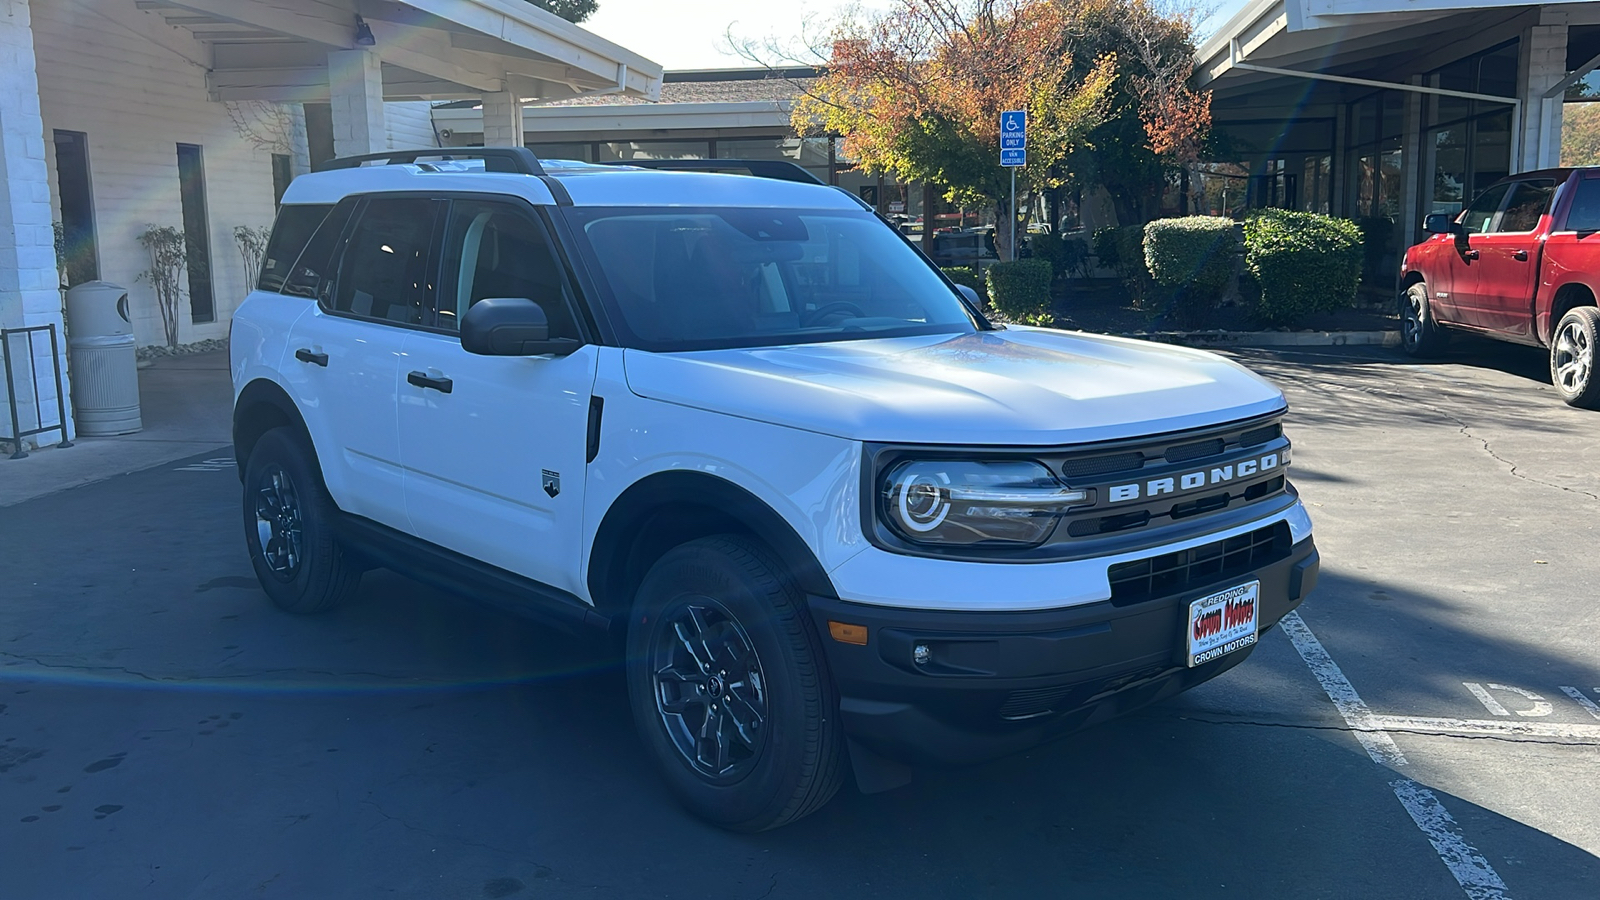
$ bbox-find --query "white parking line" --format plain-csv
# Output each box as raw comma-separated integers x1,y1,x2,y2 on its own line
1368,715,1600,743
1559,686,1600,722
1279,612,1511,900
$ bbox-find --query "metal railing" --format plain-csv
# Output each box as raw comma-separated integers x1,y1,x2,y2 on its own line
1,324,72,459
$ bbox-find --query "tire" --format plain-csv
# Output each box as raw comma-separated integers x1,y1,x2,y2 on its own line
1550,306,1600,409
241,426,361,614
625,535,845,832
1400,282,1448,357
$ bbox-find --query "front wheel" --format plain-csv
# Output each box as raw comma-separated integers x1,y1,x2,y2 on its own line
1550,306,1600,408
1400,282,1447,357
625,535,845,832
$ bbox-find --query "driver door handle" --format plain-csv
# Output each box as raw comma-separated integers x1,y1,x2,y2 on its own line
1463,248,1480,260
294,348,328,367
1513,249,1529,261
407,370,453,394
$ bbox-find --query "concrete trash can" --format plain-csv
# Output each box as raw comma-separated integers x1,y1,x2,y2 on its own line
65,281,141,436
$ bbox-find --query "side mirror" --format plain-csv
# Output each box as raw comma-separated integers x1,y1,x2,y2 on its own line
460,297,579,357
955,284,981,307
1423,214,1453,235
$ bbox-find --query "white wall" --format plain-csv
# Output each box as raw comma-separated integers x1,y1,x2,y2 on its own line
31,0,295,349
385,101,439,151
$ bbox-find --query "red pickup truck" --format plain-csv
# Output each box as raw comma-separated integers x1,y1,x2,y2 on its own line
1400,167,1600,407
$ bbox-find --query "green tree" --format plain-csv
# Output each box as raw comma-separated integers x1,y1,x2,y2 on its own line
1562,103,1600,166
1054,0,1211,226
524,0,598,23
794,0,1115,262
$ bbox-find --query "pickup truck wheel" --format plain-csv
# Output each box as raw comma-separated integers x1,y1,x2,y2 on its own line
626,535,845,832
242,427,361,614
1401,283,1447,357
1551,307,1600,408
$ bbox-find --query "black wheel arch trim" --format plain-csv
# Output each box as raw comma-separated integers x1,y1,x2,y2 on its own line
233,378,313,482
587,471,839,617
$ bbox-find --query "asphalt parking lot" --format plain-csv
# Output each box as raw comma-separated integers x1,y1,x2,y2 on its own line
2,338,1597,899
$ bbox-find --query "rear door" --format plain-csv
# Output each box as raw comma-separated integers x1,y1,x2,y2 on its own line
1537,173,1600,342
1470,178,1556,336
283,195,440,531
1440,181,1513,327
397,197,598,595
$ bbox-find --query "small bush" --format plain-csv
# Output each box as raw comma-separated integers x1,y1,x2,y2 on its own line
1111,225,1152,304
1030,233,1090,282
1143,216,1238,328
1243,209,1363,327
1092,226,1121,270
942,266,988,303
985,259,1055,325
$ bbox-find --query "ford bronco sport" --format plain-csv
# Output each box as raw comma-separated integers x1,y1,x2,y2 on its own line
232,147,1319,831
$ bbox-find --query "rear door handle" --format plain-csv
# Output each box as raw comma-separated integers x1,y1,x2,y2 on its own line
1513,249,1529,261
407,370,453,394
294,348,328,367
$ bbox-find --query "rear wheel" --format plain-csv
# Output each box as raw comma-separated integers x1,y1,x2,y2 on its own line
242,427,361,613
1400,282,1447,357
625,535,845,832
1550,306,1600,408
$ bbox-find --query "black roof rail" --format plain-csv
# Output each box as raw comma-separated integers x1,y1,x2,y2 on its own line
597,158,824,185
314,146,546,176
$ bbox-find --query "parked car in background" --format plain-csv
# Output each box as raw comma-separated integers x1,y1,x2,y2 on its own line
1400,167,1600,407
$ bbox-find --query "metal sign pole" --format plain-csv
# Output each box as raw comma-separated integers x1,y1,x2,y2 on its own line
1010,167,1017,262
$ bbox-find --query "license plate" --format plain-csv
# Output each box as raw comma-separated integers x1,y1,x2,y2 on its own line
1186,581,1260,667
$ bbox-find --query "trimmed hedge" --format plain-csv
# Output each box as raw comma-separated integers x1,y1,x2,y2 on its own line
1030,233,1090,281
1243,209,1363,326
1143,216,1238,328
985,259,1055,325
941,266,988,304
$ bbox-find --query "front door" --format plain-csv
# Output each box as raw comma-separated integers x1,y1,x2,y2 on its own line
1441,181,1513,328
1470,178,1555,336
398,198,597,596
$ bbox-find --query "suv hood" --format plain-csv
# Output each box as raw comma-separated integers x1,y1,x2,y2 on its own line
623,328,1286,445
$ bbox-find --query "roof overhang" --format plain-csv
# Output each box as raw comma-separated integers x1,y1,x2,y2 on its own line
1198,0,1600,109
434,99,795,138
133,0,662,102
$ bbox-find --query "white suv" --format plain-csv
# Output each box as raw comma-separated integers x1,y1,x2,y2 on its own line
231,148,1318,831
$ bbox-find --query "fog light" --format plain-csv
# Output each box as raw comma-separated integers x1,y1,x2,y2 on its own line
912,644,931,666
828,621,868,645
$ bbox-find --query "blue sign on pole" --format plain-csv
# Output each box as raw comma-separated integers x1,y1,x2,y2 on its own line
1000,148,1026,167
1000,110,1027,151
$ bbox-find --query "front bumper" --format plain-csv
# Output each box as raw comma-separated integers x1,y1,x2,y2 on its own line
807,535,1319,766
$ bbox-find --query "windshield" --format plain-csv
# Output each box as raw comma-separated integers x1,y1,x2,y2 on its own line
563,207,979,351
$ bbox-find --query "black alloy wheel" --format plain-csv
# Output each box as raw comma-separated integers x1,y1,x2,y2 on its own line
1401,282,1446,357
253,465,304,579
242,427,361,614
626,535,845,832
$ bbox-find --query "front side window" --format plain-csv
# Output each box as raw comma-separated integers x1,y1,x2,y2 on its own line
1459,182,1511,235
1496,180,1555,233
435,200,580,338
329,197,437,325
564,207,978,351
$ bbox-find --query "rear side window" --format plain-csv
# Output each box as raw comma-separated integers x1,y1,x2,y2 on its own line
258,204,332,293
1497,180,1556,233
328,197,439,325
1566,178,1600,232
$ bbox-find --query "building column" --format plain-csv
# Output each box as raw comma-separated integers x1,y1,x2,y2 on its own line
1516,18,1569,171
0,2,73,448
328,50,386,158
1400,77,1425,251
481,89,524,147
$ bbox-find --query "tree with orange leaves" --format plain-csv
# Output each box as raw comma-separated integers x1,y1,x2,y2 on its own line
794,0,1115,262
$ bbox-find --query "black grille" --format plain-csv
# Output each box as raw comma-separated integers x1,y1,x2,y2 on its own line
1164,438,1224,463
1107,523,1291,606
1067,510,1150,536
998,665,1167,720
1059,451,1144,478
1239,423,1283,447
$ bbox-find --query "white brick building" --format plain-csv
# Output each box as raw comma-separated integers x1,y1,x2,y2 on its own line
0,0,659,450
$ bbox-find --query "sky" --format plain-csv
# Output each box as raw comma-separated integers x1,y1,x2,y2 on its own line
580,0,1252,71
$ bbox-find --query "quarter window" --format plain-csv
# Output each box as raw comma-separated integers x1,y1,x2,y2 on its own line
329,197,438,325
258,204,332,293
1496,180,1555,233
435,200,578,338
1565,178,1600,232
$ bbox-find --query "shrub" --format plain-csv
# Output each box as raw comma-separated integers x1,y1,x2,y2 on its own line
941,266,988,303
1091,226,1121,270
1030,233,1090,281
1111,225,1152,304
1243,209,1363,327
1143,216,1238,328
985,259,1055,325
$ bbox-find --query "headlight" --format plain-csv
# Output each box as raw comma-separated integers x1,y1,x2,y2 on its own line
880,460,1089,547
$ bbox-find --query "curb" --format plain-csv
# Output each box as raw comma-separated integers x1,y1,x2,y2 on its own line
1108,329,1401,349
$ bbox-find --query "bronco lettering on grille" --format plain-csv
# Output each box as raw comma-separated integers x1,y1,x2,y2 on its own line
1107,452,1282,504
